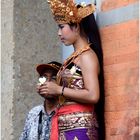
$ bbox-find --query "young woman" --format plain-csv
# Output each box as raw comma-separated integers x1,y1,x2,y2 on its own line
38,1,105,140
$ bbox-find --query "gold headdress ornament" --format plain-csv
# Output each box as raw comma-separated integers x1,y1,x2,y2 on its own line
47,0,96,24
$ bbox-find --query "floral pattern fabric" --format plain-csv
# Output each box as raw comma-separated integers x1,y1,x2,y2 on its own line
19,105,55,140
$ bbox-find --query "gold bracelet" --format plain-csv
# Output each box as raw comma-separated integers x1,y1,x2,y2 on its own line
59,86,65,105
61,85,65,96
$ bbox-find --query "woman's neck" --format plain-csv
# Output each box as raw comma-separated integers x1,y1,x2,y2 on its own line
73,37,89,51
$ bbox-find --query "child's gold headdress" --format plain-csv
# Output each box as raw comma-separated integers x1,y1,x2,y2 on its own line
47,0,96,24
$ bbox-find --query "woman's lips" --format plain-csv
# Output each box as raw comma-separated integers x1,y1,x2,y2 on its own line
60,38,65,42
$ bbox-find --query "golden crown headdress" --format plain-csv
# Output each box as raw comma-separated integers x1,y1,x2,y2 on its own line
47,0,96,24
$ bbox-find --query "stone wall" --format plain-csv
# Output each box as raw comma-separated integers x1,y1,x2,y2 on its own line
2,0,62,139
1,0,15,139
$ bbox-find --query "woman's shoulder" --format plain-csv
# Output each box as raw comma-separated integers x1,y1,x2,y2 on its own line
80,48,99,64
77,48,100,73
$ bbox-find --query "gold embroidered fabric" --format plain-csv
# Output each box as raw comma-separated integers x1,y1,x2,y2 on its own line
58,111,98,140
61,66,84,89
58,112,98,131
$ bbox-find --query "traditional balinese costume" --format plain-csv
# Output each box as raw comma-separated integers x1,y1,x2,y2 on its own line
47,0,99,139
50,47,99,140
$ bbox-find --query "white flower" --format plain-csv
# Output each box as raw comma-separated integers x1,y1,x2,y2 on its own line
39,76,46,84
69,11,73,16
70,66,76,74
80,2,86,7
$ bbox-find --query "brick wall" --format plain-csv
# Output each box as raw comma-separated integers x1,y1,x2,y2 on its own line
99,1,139,139
101,0,139,11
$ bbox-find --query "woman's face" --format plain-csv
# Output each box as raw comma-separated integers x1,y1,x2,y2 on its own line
58,24,79,46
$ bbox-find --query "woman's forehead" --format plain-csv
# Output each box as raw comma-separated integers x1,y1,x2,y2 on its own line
58,23,68,27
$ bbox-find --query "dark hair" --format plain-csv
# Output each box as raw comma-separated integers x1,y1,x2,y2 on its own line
69,14,105,140
82,14,105,140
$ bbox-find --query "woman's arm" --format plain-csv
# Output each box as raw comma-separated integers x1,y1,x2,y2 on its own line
59,49,100,104
39,50,100,104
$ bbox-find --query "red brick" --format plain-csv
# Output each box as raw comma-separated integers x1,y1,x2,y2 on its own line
100,20,139,59
104,51,138,66
104,61,138,73
101,20,139,42
105,93,139,111
105,111,138,125
104,68,138,88
105,111,139,139
107,134,138,140
101,0,138,12
103,40,138,59
105,84,138,96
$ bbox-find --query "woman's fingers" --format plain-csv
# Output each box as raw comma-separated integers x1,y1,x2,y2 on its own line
38,82,57,95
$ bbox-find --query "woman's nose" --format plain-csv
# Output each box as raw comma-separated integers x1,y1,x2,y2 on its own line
58,29,61,36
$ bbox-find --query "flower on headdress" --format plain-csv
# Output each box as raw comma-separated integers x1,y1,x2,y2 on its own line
60,3,65,8
69,11,73,16
80,2,86,7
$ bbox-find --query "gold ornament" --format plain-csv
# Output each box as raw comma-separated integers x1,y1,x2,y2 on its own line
59,95,66,105
47,0,96,24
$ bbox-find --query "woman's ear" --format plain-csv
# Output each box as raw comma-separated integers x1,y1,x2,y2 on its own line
74,24,80,34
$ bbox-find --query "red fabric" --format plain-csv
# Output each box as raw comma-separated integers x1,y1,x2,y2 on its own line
50,104,93,140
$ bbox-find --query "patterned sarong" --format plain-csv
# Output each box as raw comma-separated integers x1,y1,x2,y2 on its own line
50,104,98,140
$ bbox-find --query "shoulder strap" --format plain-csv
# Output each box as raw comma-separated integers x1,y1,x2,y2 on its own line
38,110,42,139
74,46,90,64
66,45,90,65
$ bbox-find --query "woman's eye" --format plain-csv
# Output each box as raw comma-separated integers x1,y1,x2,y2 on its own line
58,25,64,29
